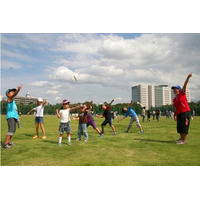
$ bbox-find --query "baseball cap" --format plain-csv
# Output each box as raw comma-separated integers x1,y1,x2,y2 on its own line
62,99,70,105
5,88,17,96
171,85,182,91
80,104,84,108
37,97,43,102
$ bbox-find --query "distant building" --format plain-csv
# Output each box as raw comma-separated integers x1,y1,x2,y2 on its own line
132,84,149,109
132,84,191,109
2,92,45,105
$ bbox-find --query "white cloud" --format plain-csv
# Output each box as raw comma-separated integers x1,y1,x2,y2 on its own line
31,81,54,87
46,90,59,95
2,33,200,104
55,97,61,101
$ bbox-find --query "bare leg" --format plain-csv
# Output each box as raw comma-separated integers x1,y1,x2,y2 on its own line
40,123,45,135
35,123,39,135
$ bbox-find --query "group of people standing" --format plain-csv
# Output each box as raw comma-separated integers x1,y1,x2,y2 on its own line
3,73,193,148
142,107,161,122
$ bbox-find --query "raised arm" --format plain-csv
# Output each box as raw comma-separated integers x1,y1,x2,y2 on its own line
182,72,192,93
87,100,93,110
9,85,23,100
108,99,114,107
129,100,133,107
43,100,48,106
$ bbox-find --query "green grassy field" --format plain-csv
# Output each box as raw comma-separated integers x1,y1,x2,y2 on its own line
1,115,200,166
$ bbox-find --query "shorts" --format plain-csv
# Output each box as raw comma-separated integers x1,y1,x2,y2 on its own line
35,117,44,124
101,118,113,126
129,116,141,128
7,118,17,136
177,111,191,134
87,120,97,129
59,122,72,134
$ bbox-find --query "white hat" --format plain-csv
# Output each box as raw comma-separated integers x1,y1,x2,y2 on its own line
37,97,43,102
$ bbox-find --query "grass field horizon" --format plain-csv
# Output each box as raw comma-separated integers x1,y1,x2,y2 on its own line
1,115,200,166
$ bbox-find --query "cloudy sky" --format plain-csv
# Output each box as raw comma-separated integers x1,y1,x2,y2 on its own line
1,33,200,104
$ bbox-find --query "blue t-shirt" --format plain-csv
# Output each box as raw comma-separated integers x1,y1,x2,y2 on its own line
6,100,19,120
125,107,137,118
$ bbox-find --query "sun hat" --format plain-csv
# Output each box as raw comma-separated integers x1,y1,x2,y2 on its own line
37,97,43,102
171,85,182,91
62,99,70,105
5,88,17,96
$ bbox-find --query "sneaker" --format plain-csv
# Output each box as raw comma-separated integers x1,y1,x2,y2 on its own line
4,144,12,149
84,139,88,142
113,132,117,136
8,142,16,146
124,131,128,133
68,141,71,146
176,138,181,142
100,134,103,138
58,143,62,146
176,140,185,145
140,130,144,135
76,138,81,141
42,135,46,140
33,135,39,139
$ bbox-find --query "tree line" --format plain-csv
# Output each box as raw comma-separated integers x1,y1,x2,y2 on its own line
1,101,200,116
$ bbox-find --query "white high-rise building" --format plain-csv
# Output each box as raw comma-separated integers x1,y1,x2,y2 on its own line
132,84,149,109
148,85,155,108
162,86,172,106
132,84,191,109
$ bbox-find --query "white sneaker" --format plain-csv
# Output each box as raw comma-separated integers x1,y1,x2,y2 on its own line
176,140,185,145
76,138,81,141
84,139,88,142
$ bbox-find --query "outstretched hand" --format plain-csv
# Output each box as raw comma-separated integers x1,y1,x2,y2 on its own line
188,72,192,78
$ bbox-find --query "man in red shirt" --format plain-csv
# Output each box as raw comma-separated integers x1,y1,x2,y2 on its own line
172,72,192,145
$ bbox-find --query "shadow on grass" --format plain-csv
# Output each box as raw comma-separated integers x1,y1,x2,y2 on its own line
133,138,175,144
24,134,34,138
42,140,70,145
1,141,5,147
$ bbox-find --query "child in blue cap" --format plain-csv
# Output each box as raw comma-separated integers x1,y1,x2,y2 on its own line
4,85,23,149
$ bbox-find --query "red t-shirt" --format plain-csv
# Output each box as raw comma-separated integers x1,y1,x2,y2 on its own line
173,91,190,115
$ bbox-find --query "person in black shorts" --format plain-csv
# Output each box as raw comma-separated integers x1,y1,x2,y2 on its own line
172,72,192,145
97,99,117,135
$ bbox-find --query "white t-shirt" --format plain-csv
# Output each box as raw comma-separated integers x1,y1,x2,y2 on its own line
59,109,70,123
34,105,44,117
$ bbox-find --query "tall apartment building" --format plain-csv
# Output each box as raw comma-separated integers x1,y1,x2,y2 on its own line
132,84,149,109
132,84,190,109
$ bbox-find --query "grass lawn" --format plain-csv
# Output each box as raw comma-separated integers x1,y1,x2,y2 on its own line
1,115,200,166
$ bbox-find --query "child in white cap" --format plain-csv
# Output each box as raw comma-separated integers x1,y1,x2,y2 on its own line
56,99,79,146
27,98,48,139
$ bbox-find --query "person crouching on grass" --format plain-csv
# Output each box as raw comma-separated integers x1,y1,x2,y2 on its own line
117,100,144,134
4,85,23,149
172,72,192,145
27,98,48,139
96,99,117,136
56,99,79,146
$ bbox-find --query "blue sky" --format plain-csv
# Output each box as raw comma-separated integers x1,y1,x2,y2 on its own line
1,33,200,104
